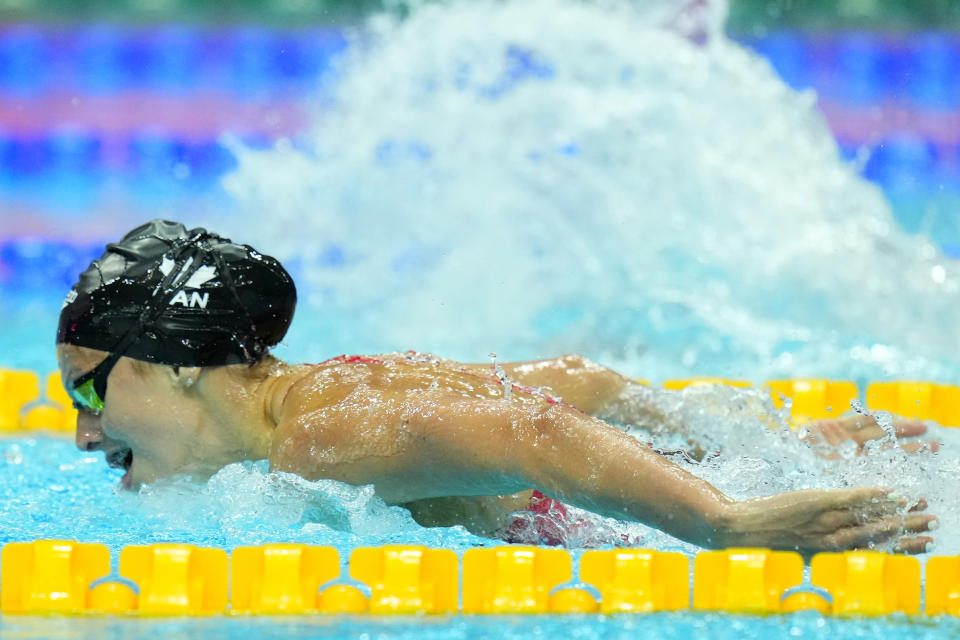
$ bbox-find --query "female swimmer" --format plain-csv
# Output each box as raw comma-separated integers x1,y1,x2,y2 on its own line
56,220,938,554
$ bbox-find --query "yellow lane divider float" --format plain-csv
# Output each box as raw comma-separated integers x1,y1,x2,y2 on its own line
580,548,688,613
694,548,805,614
3,369,960,433
810,551,920,616
0,370,77,433
866,382,960,426
1,542,958,617
659,378,960,428
766,379,859,426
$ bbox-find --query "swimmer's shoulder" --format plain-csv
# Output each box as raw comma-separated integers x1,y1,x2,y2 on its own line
268,363,365,476
274,353,406,416
275,350,476,423
275,359,367,417
310,351,456,368
268,353,431,481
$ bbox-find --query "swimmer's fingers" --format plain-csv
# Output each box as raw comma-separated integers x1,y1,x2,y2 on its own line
842,414,922,442
858,498,927,520
891,536,935,554
830,486,901,510
800,417,884,446
813,415,927,442
826,513,938,551
896,512,937,534
854,415,926,439
800,419,847,445
850,424,887,445
803,416,938,457
731,488,933,554
823,493,926,526
901,441,940,455
854,534,935,554
852,536,934,554
828,487,932,517
892,418,929,438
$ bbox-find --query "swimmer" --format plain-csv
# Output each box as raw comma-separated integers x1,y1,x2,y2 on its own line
57,220,938,554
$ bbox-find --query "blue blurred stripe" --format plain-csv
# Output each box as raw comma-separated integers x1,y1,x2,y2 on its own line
0,28,957,254
0,25,348,98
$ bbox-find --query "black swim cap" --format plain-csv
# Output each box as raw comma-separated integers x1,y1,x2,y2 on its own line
57,219,296,367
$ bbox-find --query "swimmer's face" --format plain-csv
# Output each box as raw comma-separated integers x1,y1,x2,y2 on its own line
57,344,215,489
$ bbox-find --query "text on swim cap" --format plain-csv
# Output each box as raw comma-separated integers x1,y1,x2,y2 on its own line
62,290,78,309
169,290,210,309
158,257,218,289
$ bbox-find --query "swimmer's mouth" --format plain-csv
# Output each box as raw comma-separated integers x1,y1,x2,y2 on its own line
107,448,134,489
106,448,133,472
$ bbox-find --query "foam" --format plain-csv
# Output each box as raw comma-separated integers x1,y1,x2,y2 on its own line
216,0,958,384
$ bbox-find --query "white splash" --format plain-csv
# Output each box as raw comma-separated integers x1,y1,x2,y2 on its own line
207,0,960,553
218,0,959,383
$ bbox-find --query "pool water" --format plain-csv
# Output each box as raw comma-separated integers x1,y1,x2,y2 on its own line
5,610,959,640
3,0,960,638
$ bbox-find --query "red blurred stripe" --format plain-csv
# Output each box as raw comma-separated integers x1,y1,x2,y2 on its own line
819,99,960,147
0,90,309,139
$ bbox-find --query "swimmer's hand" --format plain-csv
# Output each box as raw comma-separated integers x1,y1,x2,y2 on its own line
800,415,939,456
718,487,936,556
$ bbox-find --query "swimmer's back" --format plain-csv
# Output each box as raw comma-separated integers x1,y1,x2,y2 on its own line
292,351,545,407
268,352,549,493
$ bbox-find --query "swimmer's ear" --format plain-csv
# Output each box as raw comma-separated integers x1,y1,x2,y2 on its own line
168,365,202,390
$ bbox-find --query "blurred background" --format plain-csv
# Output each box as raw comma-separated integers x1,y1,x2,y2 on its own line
2,0,960,379
2,0,959,295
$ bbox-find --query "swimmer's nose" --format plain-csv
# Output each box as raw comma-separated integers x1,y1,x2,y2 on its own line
75,413,104,452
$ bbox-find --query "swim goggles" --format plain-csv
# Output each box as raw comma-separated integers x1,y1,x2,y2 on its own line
67,246,206,415
67,349,124,415
67,329,141,416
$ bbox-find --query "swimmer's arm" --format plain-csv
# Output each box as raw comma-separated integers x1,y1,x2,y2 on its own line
273,387,727,545
272,386,933,552
459,355,629,414
461,355,680,426
461,355,695,447
474,357,929,454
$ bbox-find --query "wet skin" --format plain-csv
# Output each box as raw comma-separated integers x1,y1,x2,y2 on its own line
58,345,938,554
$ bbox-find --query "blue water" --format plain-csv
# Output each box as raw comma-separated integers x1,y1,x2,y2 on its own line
0,437,485,555
4,611,957,640
5,1,960,638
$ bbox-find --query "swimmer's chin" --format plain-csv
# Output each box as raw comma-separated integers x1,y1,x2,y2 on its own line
115,457,157,491
119,461,142,490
